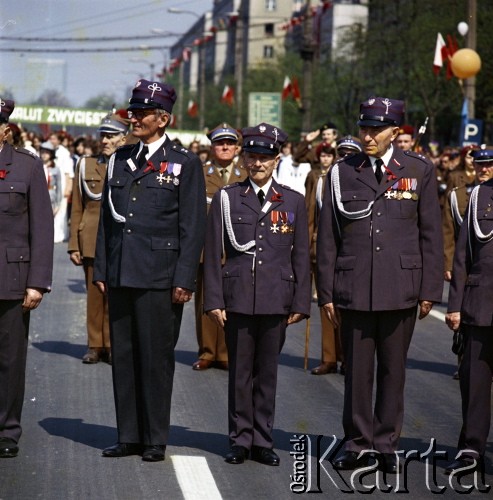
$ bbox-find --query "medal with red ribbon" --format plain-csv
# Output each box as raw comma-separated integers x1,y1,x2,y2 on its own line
270,211,280,233
156,162,172,185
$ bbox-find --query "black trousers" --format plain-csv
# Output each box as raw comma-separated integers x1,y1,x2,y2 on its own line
340,308,416,453
0,300,30,443
107,287,183,446
224,313,286,450
458,325,493,457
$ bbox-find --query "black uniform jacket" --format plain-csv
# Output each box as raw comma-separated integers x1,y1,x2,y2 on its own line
448,179,493,326
94,137,206,291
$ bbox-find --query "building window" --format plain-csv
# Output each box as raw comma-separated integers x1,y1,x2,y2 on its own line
265,0,276,12
265,23,274,36
263,45,274,58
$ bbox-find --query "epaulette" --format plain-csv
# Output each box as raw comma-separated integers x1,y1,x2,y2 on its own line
279,183,298,193
171,143,193,158
224,182,239,190
404,150,429,163
117,144,134,151
336,152,357,163
14,147,37,158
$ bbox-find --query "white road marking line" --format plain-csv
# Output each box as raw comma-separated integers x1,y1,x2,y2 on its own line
428,309,446,322
171,456,222,500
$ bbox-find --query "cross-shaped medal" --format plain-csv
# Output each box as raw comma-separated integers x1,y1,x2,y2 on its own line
156,173,172,185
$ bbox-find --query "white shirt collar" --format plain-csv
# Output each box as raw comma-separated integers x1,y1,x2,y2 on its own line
249,178,273,195
138,133,168,160
369,144,394,168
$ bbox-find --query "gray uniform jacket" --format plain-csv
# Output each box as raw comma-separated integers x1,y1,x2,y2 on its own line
94,137,207,291
317,148,443,311
203,178,311,317
0,143,53,299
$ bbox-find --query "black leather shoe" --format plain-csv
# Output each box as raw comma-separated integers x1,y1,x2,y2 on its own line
142,445,166,462
102,442,143,457
445,456,479,475
333,451,372,470
225,445,249,464
378,453,402,474
251,446,280,466
0,438,18,458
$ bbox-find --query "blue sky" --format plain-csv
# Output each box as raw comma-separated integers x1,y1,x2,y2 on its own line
0,0,210,106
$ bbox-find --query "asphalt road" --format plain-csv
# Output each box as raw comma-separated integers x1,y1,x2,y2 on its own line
0,243,491,499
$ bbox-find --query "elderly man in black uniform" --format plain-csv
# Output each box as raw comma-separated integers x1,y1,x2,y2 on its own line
0,99,54,458
445,147,493,476
317,97,443,473
204,123,311,466
94,80,206,462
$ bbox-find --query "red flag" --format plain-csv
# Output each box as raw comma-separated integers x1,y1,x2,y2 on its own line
187,100,198,118
445,34,458,79
221,85,234,106
282,76,292,100
291,76,302,107
433,33,446,75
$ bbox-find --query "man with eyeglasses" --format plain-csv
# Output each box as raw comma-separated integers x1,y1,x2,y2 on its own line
94,80,206,462
204,122,311,466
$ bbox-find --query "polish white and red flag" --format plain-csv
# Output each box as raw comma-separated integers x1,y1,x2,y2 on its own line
282,76,292,100
187,100,198,118
433,33,447,75
221,85,234,106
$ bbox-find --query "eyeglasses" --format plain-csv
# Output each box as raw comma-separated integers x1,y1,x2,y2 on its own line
128,109,156,120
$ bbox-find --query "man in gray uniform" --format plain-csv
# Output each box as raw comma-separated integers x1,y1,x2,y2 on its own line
0,99,54,458
204,123,311,466
317,97,443,474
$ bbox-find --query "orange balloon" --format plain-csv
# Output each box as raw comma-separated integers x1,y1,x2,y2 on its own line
451,48,481,79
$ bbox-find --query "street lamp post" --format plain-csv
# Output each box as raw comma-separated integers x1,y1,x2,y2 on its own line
129,58,156,80
168,7,206,130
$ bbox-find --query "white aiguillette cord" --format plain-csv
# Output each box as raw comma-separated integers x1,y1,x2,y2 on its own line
220,189,256,270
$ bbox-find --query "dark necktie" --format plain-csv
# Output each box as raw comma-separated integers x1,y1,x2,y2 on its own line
374,159,384,183
257,189,265,206
138,146,149,169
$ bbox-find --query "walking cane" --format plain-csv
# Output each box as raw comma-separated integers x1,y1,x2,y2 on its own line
303,317,311,371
